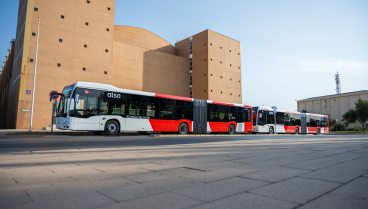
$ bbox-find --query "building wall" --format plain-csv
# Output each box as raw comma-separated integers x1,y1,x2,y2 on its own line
297,91,368,128
192,30,208,100
10,0,116,129
114,25,177,56
112,41,189,97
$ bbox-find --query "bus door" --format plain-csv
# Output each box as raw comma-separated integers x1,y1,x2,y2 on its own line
275,112,285,133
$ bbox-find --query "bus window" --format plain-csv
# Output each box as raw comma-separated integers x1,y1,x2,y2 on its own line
127,94,145,117
316,117,321,127
295,114,301,126
146,96,159,119
252,107,258,125
215,105,227,122
99,97,126,116
307,115,311,127
237,107,244,123
258,110,266,125
310,116,316,127
176,100,193,121
160,98,175,120
207,104,215,122
73,88,100,118
284,113,290,126
276,112,284,124
267,112,275,124
227,106,237,122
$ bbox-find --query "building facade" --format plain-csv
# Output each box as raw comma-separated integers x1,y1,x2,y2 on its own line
297,90,368,128
0,0,242,129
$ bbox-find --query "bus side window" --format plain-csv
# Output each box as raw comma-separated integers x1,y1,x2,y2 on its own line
227,106,237,122
146,96,159,119
215,105,227,122
176,100,192,120
237,107,244,123
307,115,311,127
276,112,284,124
127,94,145,116
207,104,215,122
159,98,175,120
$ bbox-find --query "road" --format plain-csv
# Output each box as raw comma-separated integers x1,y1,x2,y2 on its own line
0,133,349,152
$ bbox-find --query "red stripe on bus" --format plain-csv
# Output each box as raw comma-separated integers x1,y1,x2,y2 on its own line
155,94,193,101
149,119,192,132
212,101,235,106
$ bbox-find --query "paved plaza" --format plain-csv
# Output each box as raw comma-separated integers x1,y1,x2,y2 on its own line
0,134,368,208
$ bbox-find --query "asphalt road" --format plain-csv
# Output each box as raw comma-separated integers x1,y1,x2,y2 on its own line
0,133,361,152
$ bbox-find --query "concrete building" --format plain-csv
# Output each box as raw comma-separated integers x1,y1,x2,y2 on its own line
297,90,368,128
0,0,242,129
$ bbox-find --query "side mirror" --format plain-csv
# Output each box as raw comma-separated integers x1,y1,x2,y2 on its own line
75,94,80,104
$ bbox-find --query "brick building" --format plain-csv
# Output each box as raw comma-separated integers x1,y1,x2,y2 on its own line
0,0,242,129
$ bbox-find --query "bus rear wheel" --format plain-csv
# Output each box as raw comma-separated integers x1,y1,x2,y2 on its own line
295,128,299,135
269,127,274,134
228,125,236,134
104,120,120,135
178,123,188,134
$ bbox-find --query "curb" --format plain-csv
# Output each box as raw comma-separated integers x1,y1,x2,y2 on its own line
148,133,319,137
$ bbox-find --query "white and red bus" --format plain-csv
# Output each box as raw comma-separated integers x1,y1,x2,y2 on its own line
55,82,253,135
252,106,329,134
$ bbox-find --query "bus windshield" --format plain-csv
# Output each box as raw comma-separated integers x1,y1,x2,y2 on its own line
69,88,101,118
56,85,74,117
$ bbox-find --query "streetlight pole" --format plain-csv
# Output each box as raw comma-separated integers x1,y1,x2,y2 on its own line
29,16,40,131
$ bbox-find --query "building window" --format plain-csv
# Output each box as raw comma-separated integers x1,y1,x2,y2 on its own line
230,64,232,66
211,58,212,61
211,90,213,92
204,43,206,46
238,67,240,69
32,33,36,36
221,91,222,94
85,22,89,26
87,0,90,3
204,74,206,76
230,50,231,52
30,59,34,62
230,93,232,95
107,7,110,10
204,59,206,61
210,43,212,46
105,49,108,52
104,71,107,74
59,39,62,42
190,67,192,71
239,95,241,97
220,47,222,49
34,8,38,11
61,15,64,19
106,28,109,31
238,53,240,55
211,74,212,76
230,78,232,81
84,44,87,48
239,80,240,83
220,61,222,64
220,76,222,78
57,63,61,67
83,68,86,71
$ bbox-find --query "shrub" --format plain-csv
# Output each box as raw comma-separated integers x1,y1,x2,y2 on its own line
354,127,361,131
330,122,346,131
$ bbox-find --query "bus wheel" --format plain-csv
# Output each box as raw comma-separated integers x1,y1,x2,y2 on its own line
269,127,274,134
295,128,299,135
178,123,188,134
228,125,236,134
104,120,120,135
317,129,320,135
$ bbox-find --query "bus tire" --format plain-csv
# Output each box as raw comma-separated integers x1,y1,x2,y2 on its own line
269,126,274,134
295,128,299,135
104,120,120,135
178,123,188,134
228,125,236,134
317,129,320,135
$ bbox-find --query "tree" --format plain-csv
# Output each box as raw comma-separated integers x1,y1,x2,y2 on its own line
342,99,368,132
301,109,308,113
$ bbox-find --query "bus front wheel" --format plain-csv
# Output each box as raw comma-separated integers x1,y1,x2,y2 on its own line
178,123,188,134
269,127,274,134
104,120,120,135
228,125,236,134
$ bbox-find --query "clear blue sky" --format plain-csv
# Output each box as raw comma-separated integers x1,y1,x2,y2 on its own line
1,0,367,111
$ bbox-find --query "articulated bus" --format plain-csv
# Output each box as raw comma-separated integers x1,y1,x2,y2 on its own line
55,82,253,135
252,106,329,134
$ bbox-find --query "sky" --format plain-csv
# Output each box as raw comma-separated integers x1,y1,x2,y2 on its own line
1,0,367,111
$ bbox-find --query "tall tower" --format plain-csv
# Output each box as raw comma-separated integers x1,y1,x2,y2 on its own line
335,71,341,94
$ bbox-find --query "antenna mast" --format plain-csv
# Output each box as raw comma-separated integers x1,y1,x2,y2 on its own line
335,71,341,94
